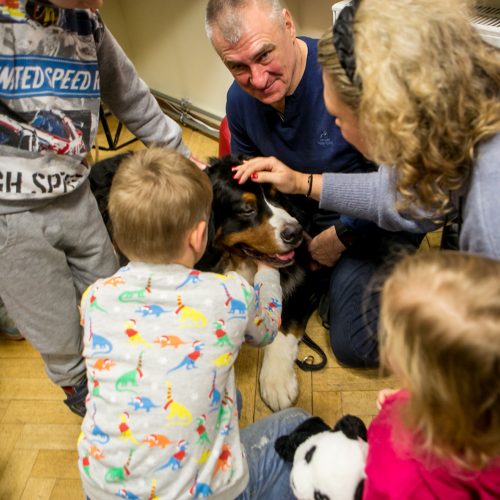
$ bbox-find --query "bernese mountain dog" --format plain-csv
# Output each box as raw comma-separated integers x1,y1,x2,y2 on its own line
90,153,323,411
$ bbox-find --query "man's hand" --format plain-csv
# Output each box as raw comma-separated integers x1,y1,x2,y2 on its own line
308,226,346,267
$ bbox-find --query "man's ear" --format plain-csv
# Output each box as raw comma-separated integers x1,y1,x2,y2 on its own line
283,9,296,38
189,220,208,256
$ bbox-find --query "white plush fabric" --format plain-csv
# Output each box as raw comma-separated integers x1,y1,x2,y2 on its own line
290,431,368,500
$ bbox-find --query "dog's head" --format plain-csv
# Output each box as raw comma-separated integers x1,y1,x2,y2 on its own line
206,155,304,268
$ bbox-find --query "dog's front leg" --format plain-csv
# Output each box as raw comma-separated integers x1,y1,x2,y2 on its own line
259,331,299,411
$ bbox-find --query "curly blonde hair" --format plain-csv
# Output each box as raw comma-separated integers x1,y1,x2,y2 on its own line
380,250,500,470
319,0,500,216
109,148,212,263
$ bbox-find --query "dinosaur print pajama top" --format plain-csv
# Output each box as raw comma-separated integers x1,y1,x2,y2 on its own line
78,261,282,500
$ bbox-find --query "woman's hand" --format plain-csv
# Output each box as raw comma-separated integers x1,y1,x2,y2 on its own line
232,156,306,195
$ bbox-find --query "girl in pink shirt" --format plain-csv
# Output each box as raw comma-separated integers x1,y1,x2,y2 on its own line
364,251,500,499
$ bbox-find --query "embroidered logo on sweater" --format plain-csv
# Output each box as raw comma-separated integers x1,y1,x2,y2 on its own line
317,129,334,147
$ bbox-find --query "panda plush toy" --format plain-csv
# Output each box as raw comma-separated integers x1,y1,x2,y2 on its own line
275,414,368,500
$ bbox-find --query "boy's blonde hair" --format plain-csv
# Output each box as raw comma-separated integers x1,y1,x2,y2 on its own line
380,250,500,469
108,148,212,263
319,0,500,218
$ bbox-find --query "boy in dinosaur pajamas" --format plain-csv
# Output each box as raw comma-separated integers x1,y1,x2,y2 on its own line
78,148,309,499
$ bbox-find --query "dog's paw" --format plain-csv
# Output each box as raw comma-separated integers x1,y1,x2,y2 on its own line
259,332,299,411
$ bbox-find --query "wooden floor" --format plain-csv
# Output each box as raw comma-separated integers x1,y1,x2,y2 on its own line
0,118,442,499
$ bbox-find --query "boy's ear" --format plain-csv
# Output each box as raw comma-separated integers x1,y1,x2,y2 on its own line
189,220,208,256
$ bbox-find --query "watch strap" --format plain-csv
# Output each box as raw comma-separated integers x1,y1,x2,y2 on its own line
333,221,358,248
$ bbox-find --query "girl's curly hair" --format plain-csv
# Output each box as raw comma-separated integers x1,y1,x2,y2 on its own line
319,0,500,217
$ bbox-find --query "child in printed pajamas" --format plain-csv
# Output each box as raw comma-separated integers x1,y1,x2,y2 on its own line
78,148,308,500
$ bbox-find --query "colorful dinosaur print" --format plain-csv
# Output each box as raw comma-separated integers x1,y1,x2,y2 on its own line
209,369,221,409
221,284,247,316
213,443,232,477
175,295,207,327
197,449,211,465
157,439,188,471
82,454,91,478
153,334,189,349
118,277,152,304
89,404,110,444
195,415,211,445
89,320,113,355
252,282,263,312
189,473,214,498
119,412,140,446
103,276,125,287
89,444,105,460
134,304,168,318
163,382,192,427
213,319,233,348
258,331,273,347
142,434,172,449
176,270,201,289
128,396,160,412
89,291,106,313
123,320,151,347
105,449,134,483
116,488,140,500
92,358,115,371
241,282,253,306
215,392,234,430
266,297,282,312
149,479,159,500
167,340,204,373
115,352,144,392
212,351,234,368
90,371,103,399
220,423,234,436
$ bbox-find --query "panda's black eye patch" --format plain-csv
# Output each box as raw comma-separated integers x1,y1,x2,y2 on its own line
305,445,316,463
314,491,330,500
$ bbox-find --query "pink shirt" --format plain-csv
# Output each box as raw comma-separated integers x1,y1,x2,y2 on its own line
363,392,500,499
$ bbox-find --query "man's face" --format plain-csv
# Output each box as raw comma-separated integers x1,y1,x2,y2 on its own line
50,0,103,9
211,4,298,107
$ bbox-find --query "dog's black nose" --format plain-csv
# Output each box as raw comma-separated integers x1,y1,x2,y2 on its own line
280,224,303,245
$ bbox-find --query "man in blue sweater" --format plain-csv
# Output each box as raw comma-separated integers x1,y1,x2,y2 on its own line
205,0,423,409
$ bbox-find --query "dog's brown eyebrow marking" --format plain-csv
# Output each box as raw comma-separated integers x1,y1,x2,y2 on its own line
219,217,283,254
242,192,257,204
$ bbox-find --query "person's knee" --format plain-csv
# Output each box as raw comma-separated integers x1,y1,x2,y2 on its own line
277,408,312,430
329,322,379,368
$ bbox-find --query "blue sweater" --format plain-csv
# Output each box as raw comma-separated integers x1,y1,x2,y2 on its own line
226,37,376,235
227,37,366,175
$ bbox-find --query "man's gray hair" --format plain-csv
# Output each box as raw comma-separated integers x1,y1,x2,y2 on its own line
205,0,284,44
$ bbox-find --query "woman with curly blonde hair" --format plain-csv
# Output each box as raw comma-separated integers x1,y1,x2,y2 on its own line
234,0,500,258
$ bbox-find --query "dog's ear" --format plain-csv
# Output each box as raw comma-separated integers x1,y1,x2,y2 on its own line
275,416,331,462
332,414,368,442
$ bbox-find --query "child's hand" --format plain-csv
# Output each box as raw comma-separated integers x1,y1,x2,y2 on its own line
376,388,399,410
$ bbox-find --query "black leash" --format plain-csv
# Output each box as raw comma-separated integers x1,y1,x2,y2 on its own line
295,331,328,371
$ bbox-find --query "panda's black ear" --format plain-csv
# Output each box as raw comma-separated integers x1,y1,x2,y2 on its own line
332,414,368,441
275,417,330,462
